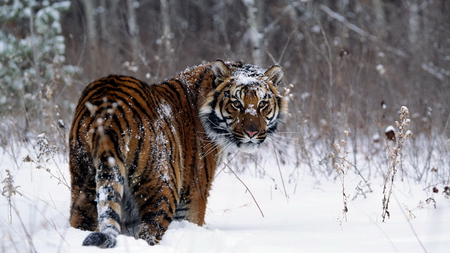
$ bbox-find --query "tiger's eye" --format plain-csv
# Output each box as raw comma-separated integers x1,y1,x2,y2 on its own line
232,101,242,110
259,101,268,109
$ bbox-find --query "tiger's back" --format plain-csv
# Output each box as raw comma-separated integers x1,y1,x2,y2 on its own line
69,61,287,247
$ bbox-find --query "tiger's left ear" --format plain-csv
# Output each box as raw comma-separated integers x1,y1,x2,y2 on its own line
212,60,230,86
264,65,284,87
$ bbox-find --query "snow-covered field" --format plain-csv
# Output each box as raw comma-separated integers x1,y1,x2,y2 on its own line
1,145,449,253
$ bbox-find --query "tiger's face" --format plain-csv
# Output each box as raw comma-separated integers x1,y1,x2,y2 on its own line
200,60,287,153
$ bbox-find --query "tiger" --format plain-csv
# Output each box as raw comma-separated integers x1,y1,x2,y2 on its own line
69,60,287,248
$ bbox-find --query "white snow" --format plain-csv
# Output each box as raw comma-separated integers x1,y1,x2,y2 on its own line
98,185,111,202
0,146,449,253
376,64,386,75
107,157,116,168
236,74,259,85
385,125,395,133
159,102,172,118
245,104,257,116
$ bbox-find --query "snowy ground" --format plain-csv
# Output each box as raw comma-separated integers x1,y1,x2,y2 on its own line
1,147,449,253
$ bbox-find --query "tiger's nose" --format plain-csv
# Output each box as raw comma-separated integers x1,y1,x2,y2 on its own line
245,130,258,138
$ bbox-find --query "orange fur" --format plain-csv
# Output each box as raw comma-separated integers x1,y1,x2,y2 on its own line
69,61,287,247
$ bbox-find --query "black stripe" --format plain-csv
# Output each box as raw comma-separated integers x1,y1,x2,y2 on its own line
128,133,143,177
155,195,171,207
100,86,153,120
96,185,122,202
161,80,183,105
138,188,175,214
101,224,120,234
100,130,125,165
116,105,131,131
175,207,188,212
209,91,222,109
162,80,184,103
98,207,121,224
81,76,147,104
97,171,125,185
267,121,279,134
81,80,153,122
194,66,212,90
141,210,173,224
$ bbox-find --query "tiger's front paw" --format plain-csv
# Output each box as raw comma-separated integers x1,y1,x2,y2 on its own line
138,231,158,246
82,232,117,248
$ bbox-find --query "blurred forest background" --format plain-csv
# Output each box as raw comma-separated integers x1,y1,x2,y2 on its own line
1,0,449,183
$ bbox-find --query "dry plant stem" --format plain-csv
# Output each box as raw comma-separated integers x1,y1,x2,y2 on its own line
381,106,412,222
338,167,348,222
214,152,240,179
344,159,372,193
332,131,352,221
443,113,450,137
335,158,348,222
11,202,38,253
1,170,22,224
274,149,289,202
223,163,265,218
22,134,70,189
36,134,69,188
1,170,36,252
394,194,428,253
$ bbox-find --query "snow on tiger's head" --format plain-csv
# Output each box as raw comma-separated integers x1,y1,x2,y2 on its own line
200,60,288,153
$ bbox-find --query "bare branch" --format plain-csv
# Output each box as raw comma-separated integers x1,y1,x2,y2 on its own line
319,4,409,58
223,162,265,218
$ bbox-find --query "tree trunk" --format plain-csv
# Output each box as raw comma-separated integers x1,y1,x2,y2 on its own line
242,0,264,66
126,0,141,65
83,0,98,67
372,0,387,39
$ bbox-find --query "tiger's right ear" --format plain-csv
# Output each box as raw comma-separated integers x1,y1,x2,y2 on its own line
212,60,230,86
264,65,284,87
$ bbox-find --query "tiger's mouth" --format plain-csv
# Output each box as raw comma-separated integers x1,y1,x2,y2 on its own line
231,132,266,153
236,142,260,153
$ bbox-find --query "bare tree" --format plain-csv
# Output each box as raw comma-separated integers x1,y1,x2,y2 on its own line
83,0,98,65
242,0,264,66
140,0,174,78
372,0,387,39
126,0,142,65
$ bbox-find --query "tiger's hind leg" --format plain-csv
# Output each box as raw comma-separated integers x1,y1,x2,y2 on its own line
82,151,125,248
69,147,98,231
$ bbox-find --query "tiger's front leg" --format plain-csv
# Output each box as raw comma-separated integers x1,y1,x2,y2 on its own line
134,174,178,246
174,187,208,226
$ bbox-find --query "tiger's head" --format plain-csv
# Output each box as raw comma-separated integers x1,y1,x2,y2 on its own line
200,60,288,153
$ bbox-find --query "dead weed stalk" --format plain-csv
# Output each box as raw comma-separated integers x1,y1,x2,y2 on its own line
381,106,413,222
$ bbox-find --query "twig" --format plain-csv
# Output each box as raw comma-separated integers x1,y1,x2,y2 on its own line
274,149,289,202
11,203,37,253
223,163,265,218
393,193,428,253
443,113,450,137
341,158,372,193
